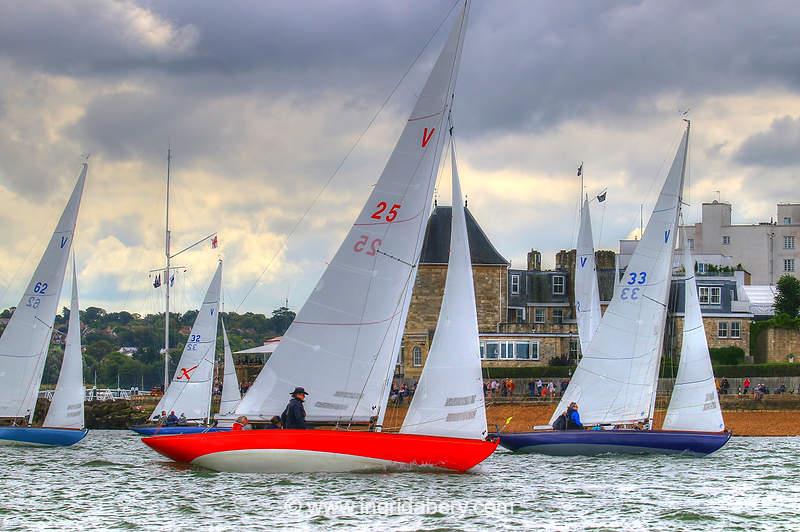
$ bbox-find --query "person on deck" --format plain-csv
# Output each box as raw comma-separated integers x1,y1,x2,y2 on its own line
158,410,168,426
178,413,187,425
232,415,251,431
566,402,583,430
282,387,309,429
166,411,179,426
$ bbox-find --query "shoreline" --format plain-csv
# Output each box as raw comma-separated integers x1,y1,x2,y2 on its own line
382,401,800,437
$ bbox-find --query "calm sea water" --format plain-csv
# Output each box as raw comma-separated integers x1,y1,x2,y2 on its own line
1,431,798,531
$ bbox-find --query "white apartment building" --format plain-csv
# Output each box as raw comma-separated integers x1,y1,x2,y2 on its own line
618,201,800,285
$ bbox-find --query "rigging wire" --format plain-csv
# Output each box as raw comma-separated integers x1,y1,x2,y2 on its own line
234,0,462,312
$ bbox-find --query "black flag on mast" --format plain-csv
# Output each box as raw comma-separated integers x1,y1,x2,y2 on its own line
577,163,583,177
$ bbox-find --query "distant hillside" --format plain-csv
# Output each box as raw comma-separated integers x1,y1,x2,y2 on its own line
0,305,295,389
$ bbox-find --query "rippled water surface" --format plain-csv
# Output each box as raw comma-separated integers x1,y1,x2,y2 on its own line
1,431,798,530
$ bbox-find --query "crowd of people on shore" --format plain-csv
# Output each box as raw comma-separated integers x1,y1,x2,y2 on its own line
482,378,569,400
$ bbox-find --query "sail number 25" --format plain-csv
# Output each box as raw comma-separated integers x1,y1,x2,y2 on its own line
353,235,382,256
370,202,401,222
621,271,647,300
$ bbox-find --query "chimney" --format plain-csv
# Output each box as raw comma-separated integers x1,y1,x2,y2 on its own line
527,249,541,271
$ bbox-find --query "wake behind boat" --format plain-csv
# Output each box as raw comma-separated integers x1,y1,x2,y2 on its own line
499,121,730,457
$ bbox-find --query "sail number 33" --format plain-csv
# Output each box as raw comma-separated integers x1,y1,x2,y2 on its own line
621,271,647,300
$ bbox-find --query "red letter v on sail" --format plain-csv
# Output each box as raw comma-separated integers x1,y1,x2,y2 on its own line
421,127,435,148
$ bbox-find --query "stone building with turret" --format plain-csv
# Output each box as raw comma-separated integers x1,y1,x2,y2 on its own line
399,203,753,380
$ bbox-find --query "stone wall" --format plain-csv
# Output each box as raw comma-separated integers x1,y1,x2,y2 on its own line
401,263,507,377
757,327,800,363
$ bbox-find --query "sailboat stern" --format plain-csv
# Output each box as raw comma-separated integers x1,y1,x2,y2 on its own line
498,429,730,456
143,430,498,473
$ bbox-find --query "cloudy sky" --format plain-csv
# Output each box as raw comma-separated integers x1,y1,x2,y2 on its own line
0,0,798,315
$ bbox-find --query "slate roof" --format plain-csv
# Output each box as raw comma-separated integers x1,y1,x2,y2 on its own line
419,206,509,265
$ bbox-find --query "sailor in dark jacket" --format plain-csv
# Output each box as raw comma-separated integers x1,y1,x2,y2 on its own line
282,387,309,429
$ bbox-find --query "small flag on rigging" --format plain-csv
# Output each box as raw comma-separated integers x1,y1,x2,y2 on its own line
577,163,583,177
169,273,175,287
597,190,607,202
153,274,161,288
211,235,218,249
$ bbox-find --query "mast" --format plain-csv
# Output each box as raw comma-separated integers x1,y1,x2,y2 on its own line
164,148,172,391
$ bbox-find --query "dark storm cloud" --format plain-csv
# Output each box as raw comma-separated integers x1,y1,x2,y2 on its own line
5,0,800,135
734,116,800,167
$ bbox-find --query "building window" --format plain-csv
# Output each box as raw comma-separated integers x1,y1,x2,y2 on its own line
515,342,530,359
731,321,741,339
553,275,565,295
785,259,796,273
718,322,728,338
569,338,579,359
412,346,422,367
722,236,730,245
534,308,545,323
511,274,520,295
479,342,485,359
688,238,694,250
784,217,792,225
552,309,563,324
500,342,514,359
785,236,796,250
697,263,707,273
698,286,721,305
485,342,500,359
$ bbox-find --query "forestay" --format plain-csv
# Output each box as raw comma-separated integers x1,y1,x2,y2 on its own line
575,197,601,355
552,126,689,426
401,145,487,440
236,5,469,422
218,320,241,416
663,235,725,432
151,261,222,421
0,164,87,421
43,260,85,429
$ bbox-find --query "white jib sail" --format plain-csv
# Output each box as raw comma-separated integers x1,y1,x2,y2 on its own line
663,234,725,432
0,163,87,421
401,144,487,440
552,126,689,426
236,4,469,423
43,258,85,429
151,261,222,421
218,319,241,416
575,197,601,355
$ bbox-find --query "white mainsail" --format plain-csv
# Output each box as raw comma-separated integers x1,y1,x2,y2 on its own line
552,125,689,426
0,163,87,422
663,234,725,432
43,259,85,429
218,319,241,416
151,261,222,421
575,197,601,354
401,144,487,440
236,4,469,422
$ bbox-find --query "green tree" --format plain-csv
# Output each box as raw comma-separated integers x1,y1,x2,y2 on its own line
774,274,800,317
270,307,295,335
